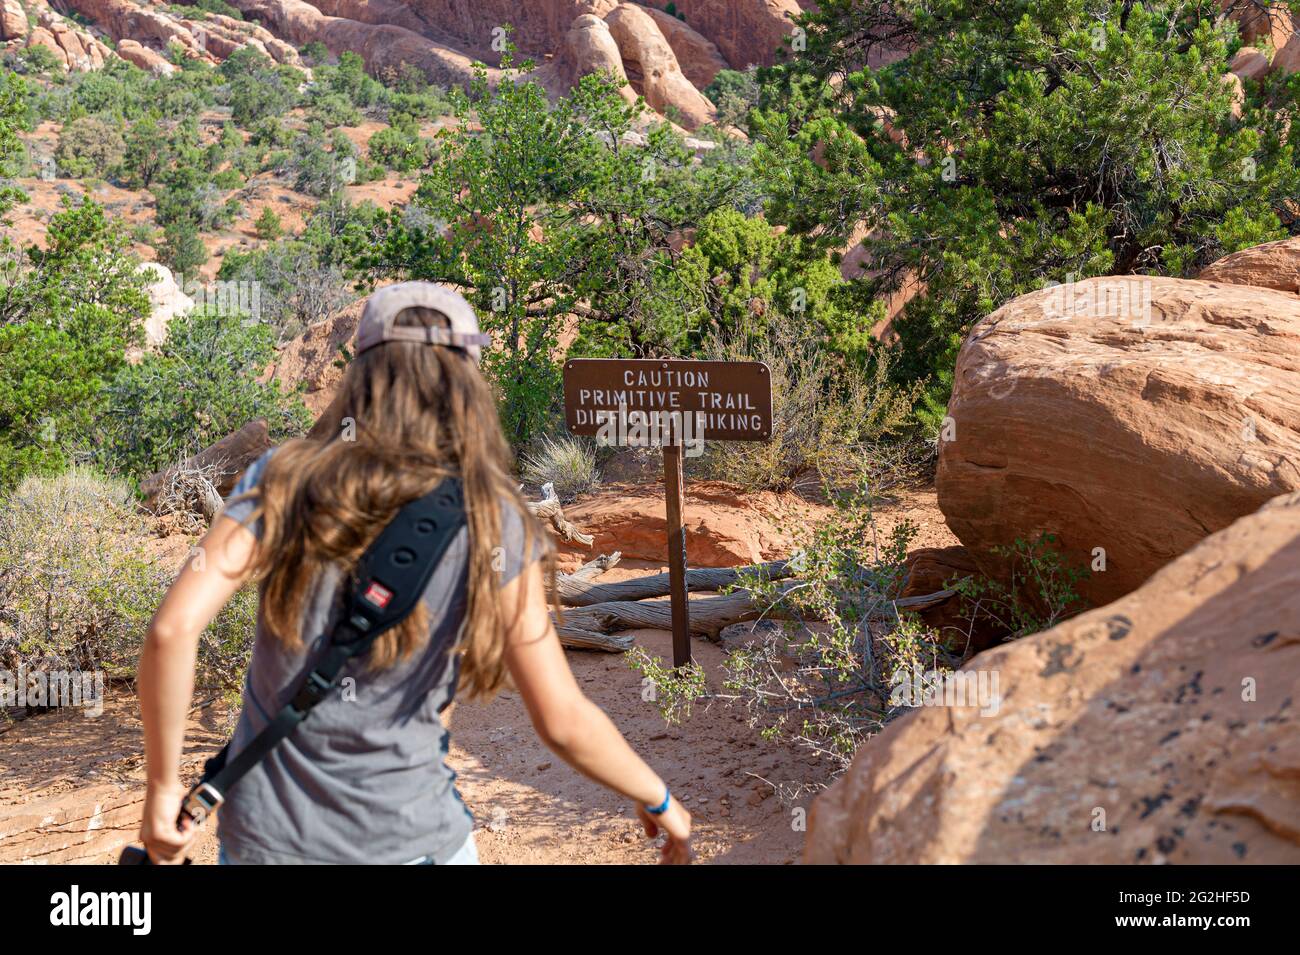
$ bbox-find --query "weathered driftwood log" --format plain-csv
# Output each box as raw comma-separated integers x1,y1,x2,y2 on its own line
526,482,593,547
552,551,628,651
559,552,622,587
557,560,791,607
561,581,804,639
555,626,636,652
141,418,272,505
559,584,960,641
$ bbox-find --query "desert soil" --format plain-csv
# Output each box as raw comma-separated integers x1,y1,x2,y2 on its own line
0,485,955,864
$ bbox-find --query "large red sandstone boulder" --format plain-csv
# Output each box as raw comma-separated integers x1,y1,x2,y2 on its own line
605,3,717,130
1198,236,1300,294
116,37,175,75
563,12,635,100
1228,45,1271,81
936,276,1300,607
659,0,802,70
642,5,729,89
1,0,28,41
807,491,1300,864
1276,32,1300,75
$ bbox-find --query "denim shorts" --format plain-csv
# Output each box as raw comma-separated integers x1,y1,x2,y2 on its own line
218,833,479,865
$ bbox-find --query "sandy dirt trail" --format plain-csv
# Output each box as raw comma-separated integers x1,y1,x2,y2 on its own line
0,629,824,865
0,486,954,864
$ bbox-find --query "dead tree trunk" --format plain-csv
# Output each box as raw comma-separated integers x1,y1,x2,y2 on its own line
558,560,791,607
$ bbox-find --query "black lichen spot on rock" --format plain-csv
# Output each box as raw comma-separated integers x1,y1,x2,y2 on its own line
1039,641,1082,677
1174,670,1204,704
1251,631,1278,648
1156,834,1178,854
1232,842,1247,858
1140,792,1172,819
1105,615,1133,640
1179,796,1201,818
1159,729,1181,745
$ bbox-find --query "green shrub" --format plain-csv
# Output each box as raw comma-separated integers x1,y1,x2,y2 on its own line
367,121,432,171
0,468,258,689
0,198,149,489
953,533,1090,640
158,217,209,281
310,91,362,128
254,206,283,240
99,307,312,478
634,481,949,769
55,115,126,179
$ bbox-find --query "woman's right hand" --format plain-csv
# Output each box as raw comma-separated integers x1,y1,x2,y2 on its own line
637,799,692,864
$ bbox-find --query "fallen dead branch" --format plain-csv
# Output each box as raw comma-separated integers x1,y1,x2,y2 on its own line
557,583,959,643
526,482,593,547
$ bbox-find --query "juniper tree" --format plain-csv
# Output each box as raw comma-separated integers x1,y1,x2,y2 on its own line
754,0,1300,424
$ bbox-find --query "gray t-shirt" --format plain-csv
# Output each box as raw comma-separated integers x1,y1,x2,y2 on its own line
214,449,531,864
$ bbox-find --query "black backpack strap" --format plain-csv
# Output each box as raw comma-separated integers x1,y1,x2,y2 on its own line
183,477,468,825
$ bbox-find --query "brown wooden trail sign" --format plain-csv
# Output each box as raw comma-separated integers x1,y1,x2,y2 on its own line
563,359,773,668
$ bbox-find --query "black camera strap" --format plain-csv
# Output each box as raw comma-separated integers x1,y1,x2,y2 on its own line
184,476,468,827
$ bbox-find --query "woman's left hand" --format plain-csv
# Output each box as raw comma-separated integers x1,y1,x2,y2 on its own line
141,780,199,864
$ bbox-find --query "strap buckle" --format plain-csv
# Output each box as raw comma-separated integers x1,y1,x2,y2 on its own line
182,782,224,826
290,669,334,714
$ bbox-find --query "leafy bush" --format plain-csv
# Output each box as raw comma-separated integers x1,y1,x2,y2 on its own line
0,198,149,489
953,533,1090,640
158,217,209,281
520,434,600,502
310,91,362,128
99,306,311,478
757,0,1300,415
634,482,950,769
0,468,257,689
367,120,433,171
254,206,283,240
222,48,299,125
55,115,126,179
703,67,760,131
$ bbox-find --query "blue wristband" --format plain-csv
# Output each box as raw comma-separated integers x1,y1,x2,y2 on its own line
645,788,671,816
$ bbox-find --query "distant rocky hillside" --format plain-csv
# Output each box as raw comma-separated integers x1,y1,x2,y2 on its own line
1,0,805,127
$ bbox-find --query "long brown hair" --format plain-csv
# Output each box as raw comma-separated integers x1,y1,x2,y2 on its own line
233,305,552,699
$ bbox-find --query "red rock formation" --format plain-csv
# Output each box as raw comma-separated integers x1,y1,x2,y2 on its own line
1,0,28,41
936,276,1300,607
1228,45,1270,80
652,0,801,69
562,12,637,104
807,490,1300,864
642,4,728,89
559,480,819,567
1198,236,1300,294
228,0,500,89
605,3,716,129
116,37,175,74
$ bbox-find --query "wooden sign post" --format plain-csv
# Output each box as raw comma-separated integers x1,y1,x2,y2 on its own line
563,359,773,668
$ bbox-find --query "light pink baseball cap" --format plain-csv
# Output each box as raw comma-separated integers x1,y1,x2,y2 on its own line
354,282,491,363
